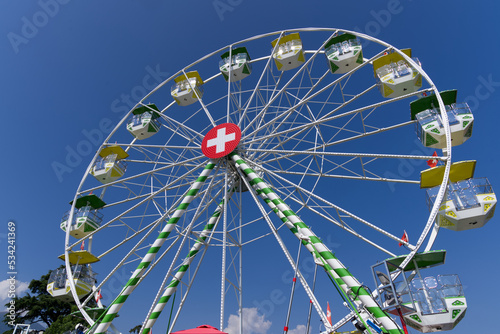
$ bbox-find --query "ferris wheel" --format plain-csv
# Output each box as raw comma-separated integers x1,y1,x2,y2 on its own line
54,28,497,334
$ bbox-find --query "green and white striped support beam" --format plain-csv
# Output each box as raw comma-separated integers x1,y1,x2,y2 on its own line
232,158,344,329
141,193,231,334
232,157,348,300
254,188,327,269
229,152,402,334
91,160,217,334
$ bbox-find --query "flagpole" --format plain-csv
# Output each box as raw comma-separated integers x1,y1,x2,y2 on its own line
305,263,318,334
283,241,302,334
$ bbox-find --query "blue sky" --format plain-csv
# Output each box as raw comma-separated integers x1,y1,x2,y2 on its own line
1,1,500,334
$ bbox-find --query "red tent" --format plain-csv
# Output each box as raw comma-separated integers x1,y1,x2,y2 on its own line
171,324,228,334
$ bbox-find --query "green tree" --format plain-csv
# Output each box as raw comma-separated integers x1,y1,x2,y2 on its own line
129,325,142,333
44,312,84,334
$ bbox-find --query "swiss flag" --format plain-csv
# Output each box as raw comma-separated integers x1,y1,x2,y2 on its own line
95,289,103,303
201,123,241,159
427,151,438,168
80,240,85,251
399,231,409,247
327,302,332,325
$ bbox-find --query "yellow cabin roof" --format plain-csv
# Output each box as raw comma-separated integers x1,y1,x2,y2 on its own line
98,145,129,159
59,250,100,265
372,48,412,75
271,33,302,48
173,71,204,85
420,160,476,188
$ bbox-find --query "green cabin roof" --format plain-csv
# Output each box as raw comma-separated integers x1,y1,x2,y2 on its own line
221,46,251,61
132,104,161,119
384,250,446,272
410,90,458,120
70,194,106,210
324,33,357,49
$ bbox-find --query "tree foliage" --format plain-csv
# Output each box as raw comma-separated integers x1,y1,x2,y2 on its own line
44,313,83,334
129,325,142,333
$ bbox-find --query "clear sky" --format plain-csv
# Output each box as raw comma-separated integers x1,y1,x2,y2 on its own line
1,1,500,334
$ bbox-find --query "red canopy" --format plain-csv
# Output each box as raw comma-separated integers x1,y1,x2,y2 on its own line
171,324,228,334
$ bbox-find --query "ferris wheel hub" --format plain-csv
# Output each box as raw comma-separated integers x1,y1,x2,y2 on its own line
202,123,241,159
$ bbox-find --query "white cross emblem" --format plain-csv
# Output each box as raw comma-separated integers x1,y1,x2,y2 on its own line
202,123,241,159
207,127,236,153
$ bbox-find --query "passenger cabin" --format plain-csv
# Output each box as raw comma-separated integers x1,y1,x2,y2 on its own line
324,33,363,74
373,49,422,98
60,194,106,239
46,265,96,301
220,47,252,82
171,71,204,106
271,33,305,71
127,104,161,140
90,145,128,184
372,250,467,333
411,90,473,148
422,160,496,231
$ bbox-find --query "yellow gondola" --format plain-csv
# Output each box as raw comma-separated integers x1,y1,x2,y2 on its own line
422,161,496,231
373,49,422,98
46,265,96,301
171,71,204,106
271,33,305,71
90,145,128,184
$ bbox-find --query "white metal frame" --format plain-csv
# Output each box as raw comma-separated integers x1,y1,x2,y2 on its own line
63,28,451,332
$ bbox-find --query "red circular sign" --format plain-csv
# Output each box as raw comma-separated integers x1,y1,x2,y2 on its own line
202,123,241,159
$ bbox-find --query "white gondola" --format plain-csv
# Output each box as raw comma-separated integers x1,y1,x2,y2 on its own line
219,47,252,82
271,33,305,71
46,265,96,301
12,324,38,334
422,160,496,231
60,194,105,239
324,33,363,74
171,71,204,106
373,49,422,98
127,104,161,140
412,90,473,148
90,145,128,184
372,250,467,333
